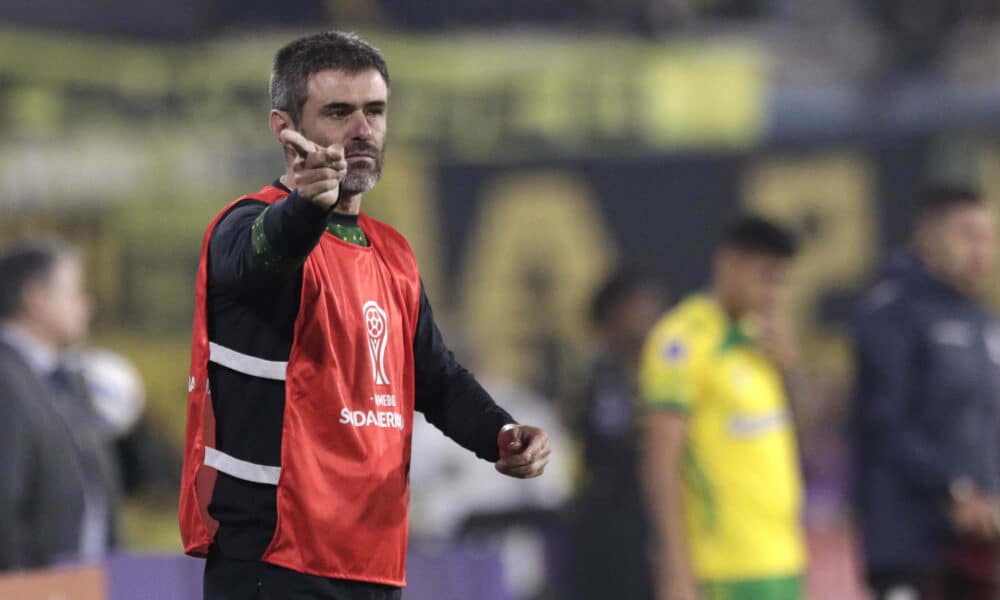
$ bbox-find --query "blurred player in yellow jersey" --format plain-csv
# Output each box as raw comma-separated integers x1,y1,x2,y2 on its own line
640,216,805,600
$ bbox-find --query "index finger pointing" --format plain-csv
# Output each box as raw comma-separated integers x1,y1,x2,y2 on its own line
279,129,318,158
325,144,344,162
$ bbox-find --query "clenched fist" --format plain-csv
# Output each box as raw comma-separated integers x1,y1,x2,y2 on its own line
280,129,347,210
495,424,551,479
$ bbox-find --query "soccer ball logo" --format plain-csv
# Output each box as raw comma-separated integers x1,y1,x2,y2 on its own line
366,310,385,340
363,301,391,385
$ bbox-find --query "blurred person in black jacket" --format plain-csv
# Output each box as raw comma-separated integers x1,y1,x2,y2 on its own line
0,240,120,570
851,186,1000,600
569,268,666,600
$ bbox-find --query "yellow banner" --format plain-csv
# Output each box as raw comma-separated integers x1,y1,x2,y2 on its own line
0,28,768,157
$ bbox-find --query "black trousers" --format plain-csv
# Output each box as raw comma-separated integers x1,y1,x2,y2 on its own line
569,496,654,600
204,549,403,600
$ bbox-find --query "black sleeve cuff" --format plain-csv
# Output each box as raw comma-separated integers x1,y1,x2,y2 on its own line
473,410,519,462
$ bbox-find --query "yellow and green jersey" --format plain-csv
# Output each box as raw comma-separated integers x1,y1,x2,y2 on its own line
639,294,805,585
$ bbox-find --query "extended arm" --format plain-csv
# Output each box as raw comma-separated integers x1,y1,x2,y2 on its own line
210,130,348,293
208,193,332,293
412,285,516,462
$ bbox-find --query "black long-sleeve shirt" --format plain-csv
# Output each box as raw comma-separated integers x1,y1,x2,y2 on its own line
205,180,514,558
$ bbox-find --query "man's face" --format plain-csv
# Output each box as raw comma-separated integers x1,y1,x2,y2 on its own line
297,68,388,196
921,205,996,297
24,255,90,348
720,250,793,317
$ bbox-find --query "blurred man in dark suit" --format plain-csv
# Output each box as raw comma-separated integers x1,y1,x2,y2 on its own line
852,187,1000,600
0,239,119,570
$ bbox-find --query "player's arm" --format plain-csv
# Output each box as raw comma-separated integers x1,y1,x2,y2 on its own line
209,131,346,293
412,284,549,477
639,325,701,600
208,198,322,292
643,411,699,600
413,283,515,460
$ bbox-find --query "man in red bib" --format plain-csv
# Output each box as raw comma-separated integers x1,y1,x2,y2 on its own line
179,31,551,600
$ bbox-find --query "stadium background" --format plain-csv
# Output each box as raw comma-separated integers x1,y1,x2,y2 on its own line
1,1,999,598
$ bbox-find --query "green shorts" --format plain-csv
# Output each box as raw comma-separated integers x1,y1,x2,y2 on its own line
700,574,804,600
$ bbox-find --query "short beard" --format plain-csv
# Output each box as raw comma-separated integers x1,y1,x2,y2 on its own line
340,169,381,196
292,124,386,196
340,147,385,196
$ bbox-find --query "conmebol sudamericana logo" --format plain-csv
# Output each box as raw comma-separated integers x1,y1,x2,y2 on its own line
363,300,391,385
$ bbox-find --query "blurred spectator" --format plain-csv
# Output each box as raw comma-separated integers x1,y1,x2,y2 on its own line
851,186,1000,600
568,268,666,600
640,217,805,600
69,348,179,497
0,239,120,570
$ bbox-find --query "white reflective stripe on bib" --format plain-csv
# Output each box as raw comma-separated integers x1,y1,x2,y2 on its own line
209,342,287,381
204,447,281,486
